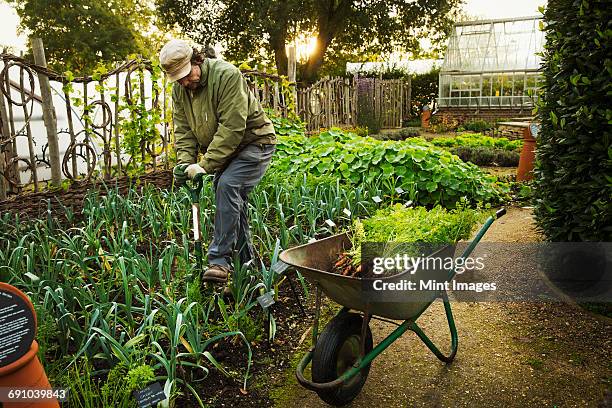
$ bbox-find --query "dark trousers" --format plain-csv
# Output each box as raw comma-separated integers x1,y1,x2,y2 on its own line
207,143,275,268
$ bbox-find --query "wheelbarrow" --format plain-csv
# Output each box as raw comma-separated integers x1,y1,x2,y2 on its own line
279,208,506,406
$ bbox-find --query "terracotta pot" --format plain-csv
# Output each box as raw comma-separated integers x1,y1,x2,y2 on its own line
517,126,536,181
0,283,59,408
0,341,59,407
421,109,431,128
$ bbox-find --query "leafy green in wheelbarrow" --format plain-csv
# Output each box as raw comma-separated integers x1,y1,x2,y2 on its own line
333,202,489,277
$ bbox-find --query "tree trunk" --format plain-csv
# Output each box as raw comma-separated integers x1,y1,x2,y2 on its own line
303,0,353,82
272,37,288,76
302,35,332,82
269,0,289,76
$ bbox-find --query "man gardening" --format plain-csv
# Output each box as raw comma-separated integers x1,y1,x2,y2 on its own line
159,39,276,284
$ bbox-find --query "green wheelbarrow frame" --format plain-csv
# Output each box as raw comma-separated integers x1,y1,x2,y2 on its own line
279,208,506,396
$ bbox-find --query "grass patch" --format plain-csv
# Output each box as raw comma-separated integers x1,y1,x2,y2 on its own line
525,357,544,370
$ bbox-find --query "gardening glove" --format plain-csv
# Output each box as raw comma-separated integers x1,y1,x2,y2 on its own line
173,164,189,187
185,163,206,179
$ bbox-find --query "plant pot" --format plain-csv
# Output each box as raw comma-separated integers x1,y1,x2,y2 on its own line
517,126,536,181
421,109,431,128
0,341,59,408
0,282,59,408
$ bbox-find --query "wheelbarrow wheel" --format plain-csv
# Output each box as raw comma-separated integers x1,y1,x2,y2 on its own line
312,312,373,406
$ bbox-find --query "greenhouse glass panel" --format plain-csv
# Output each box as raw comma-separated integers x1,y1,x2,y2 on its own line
438,16,544,108
440,75,451,98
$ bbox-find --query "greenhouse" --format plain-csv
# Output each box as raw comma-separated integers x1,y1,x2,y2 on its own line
438,16,544,108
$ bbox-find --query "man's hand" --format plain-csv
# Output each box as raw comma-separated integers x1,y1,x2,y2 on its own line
186,163,206,179
173,164,189,187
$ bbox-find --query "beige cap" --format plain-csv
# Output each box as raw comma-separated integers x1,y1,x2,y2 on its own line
159,39,193,82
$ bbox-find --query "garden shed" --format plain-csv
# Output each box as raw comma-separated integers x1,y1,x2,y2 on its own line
436,15,544,124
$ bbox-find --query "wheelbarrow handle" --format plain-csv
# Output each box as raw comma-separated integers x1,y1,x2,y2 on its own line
448,206,506,280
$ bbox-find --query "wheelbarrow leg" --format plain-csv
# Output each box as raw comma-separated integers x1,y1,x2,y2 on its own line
409,290,458,363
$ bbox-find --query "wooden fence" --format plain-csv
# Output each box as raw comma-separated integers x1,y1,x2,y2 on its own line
297,77,356,131
243,69,293,119
0,54,172,199
297,76,411,132
0,51,294,199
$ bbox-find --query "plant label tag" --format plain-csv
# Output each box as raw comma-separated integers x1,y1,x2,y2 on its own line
24,272,39,282
133,382,166,408
0,286,36,368
395,187,404,194
271,260,289,275
257,291,275,309
372,196,382,203
343,208,351,217
325,219,336,228
404,200,413,207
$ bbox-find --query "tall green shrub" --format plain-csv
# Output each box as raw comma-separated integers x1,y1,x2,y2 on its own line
534,0,612,241
409,68,440,118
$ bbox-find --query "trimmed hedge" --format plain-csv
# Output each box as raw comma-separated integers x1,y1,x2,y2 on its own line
450,147,520,167
430,133,522,151
534,0,612,241
371,127,421,141
457,120,494,133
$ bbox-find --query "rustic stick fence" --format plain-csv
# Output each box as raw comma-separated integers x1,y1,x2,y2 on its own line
0,52,172,199
297,76,411,132
0,41,410,201
0,47,295,199
297,76,356,132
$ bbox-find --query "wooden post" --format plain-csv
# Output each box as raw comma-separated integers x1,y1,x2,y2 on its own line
0,87,10,199
114,73,122,174
287,45,297,116
139,70,146,163
19,69,38,191
407,76,412,122
31,38,61,187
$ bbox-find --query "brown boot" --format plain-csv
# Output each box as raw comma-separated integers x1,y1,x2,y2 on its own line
202,264,231,283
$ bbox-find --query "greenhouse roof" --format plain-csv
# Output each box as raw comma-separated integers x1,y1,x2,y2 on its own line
441,16,544,74
346,59,443,75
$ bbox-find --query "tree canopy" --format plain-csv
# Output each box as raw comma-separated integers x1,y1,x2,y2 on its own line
8,0,155,74
155,0,462,81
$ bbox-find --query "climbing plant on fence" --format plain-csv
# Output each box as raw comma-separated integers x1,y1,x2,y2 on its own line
533,0,612,241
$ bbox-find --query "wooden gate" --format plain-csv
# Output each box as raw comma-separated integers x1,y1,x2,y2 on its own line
297,77,356,132
297,76,410,132
355,77,410,129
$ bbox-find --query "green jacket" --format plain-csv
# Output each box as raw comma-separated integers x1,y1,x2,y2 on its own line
172,59,276,173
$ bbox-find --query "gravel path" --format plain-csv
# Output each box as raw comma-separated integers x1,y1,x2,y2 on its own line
272,207,611,408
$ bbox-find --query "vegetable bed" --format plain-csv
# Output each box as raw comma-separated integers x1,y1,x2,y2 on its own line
0,122,506,406
273,129,505,207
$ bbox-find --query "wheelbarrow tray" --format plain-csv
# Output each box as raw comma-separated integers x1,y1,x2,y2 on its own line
279,233,455,320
